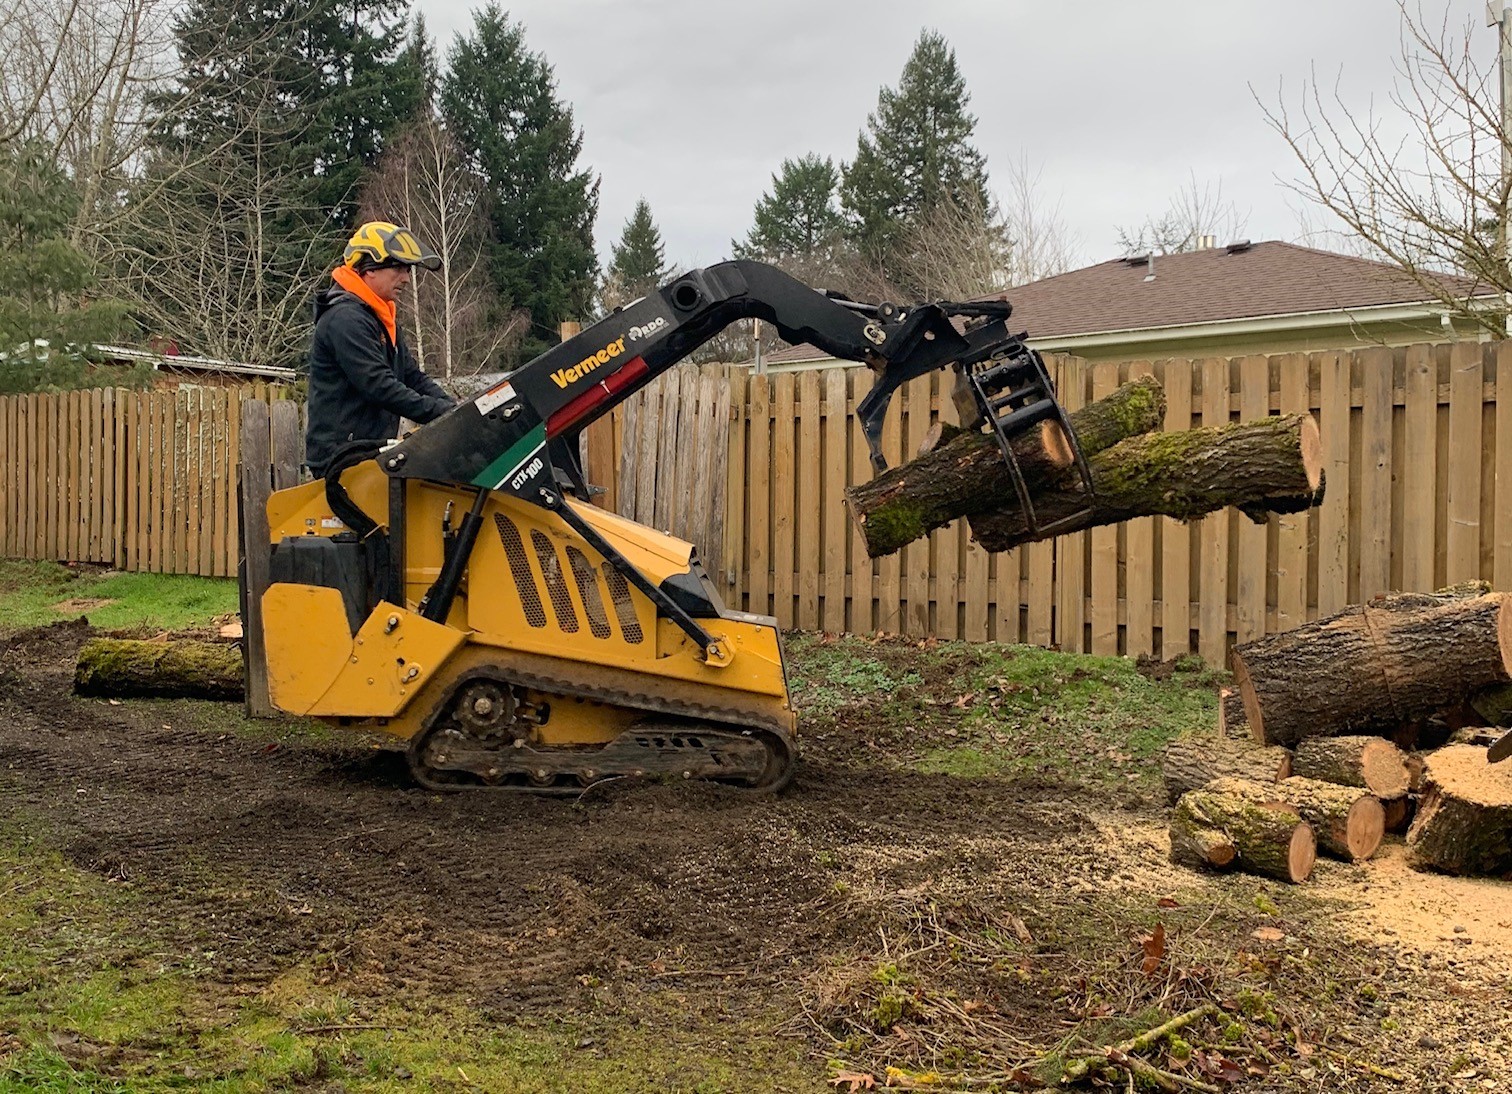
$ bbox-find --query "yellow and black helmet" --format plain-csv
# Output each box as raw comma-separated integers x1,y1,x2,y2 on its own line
343,221,442,272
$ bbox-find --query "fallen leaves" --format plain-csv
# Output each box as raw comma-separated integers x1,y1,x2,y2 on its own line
1250,926,1286,942
829,1071,876,1091
1138,922,1167,976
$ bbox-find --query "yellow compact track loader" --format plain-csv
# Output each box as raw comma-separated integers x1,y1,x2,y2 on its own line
248,261,1090,792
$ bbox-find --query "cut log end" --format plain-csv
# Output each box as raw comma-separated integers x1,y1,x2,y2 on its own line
1293,735,1410,799
1299,413,1323,494
1406,744,1512,876
1344,797,1386,862
1039,419,1073,471
1288,822,1318,883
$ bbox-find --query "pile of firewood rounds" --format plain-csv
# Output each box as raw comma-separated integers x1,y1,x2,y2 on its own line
1164,582,1512,883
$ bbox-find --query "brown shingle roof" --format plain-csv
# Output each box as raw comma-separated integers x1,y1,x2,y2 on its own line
760,241,1491,363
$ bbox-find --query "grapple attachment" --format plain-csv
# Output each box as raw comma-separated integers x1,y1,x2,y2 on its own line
853,300,1094,538
955,339,1094,538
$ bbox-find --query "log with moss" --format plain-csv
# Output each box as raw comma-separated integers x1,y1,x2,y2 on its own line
968,413,1324,554
74,637,244,701
1169,786,1316,883
1161,738,1291,804
1205,775,1385,862
1292,736,1411,799
1232,591,1512,748
845,375,1166,557
1406,744,1512,876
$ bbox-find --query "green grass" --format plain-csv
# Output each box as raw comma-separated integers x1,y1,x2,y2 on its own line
0,560,237,632
786,633,1220,791
0,823,818,1093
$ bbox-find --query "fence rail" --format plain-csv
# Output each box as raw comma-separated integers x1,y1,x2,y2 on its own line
5,341,1510,665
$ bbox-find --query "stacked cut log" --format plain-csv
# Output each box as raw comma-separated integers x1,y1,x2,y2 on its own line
844,374,1326,559
1187,585,1512,879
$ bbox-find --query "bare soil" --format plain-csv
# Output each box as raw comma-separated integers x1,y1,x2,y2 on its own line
2,621,1510,1090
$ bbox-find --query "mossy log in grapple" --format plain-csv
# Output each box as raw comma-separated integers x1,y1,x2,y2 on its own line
74,637,244,701
844,375,1166,558
969,413,1323,554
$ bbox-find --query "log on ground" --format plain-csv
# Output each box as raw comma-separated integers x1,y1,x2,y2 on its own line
846,375,1166,558
1232,591,1512,748
968,413,1324,554
1382,795,1413,835
1169,787,1317,883
1292,736,1410,799
75,637,245,701
1406,744,1512,876
1206,775,1385,862
1161,738,1291,805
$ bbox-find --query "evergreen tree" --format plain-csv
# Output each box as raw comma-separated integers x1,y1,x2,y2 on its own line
441,5,599,364
839,30,996,287
606,198,668,302
0,143,129,392
734,154,844,262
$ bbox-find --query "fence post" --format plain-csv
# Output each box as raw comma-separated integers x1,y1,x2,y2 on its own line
239,399,274,717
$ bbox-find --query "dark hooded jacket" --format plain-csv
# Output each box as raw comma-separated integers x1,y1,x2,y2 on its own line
304,286,454,476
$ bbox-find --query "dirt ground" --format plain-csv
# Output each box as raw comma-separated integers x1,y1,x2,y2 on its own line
2,621,1510,1092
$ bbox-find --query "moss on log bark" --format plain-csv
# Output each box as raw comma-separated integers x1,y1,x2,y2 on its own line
1232,592,1512,748
1206,775,1385,862
1169,787,1316,882
968,413,1323,554
1406,744,1512,877
74,637,244,701
846,375,1166,558
1161,739,1291,805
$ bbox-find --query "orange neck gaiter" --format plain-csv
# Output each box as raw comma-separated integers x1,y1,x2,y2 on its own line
332,265,397,347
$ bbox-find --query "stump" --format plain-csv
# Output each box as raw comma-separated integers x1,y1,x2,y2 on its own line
846,376,1165,557
1161,739,1291,805
1206,776,1385,862
74,637,245,701
1292,736,1410,799
1406,744,1512,876
1169,788,1317,883
1232,592,1512,748
968,413,1324,554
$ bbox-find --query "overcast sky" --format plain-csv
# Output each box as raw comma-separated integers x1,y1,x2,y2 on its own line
412,0,1494,274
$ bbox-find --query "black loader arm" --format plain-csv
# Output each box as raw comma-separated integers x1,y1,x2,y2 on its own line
376,260,1092,638
380,260,1083,508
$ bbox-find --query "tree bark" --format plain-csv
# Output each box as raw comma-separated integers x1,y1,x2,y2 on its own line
1218,687,1248,740
1205,775,1385,862
1292,736,1411,799
1169,788,1317,883
846,375,1166,558
1161,739,1291,804
1232,592,1512,748
74,638,244,702
1382,795,1413,835
968,413,1324,554
1406,744,1512,877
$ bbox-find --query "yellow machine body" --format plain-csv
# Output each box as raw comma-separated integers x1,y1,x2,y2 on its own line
257,462,794,785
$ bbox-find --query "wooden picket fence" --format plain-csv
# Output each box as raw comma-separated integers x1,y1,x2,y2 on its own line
6,341,1512,666
0,383,293,579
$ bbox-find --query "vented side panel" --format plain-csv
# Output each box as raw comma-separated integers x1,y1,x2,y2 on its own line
494,514,547,628
567,546,612,639
603,566,644,644
531,530,580,633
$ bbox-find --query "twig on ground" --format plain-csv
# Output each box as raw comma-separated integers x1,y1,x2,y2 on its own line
299,1023,398,1034
1061,1002,1221,1084
1107,1049,1221,1094
1321,1047,1407,1083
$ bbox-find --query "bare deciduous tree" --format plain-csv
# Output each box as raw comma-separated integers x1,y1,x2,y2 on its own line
1260,0,1505,332
1117,172,1249,257
359,118,522,385
998,151,1082,286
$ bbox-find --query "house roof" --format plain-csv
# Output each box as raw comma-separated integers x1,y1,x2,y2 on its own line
761,241,1494,365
